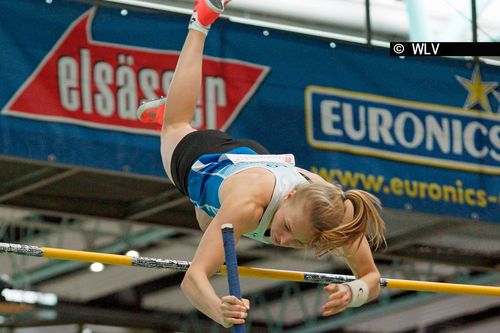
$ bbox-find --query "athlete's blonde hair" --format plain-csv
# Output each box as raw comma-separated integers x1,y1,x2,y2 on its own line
293,182,386,258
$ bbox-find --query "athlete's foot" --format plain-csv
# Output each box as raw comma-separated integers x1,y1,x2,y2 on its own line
137,97,166,125
189,0,227,35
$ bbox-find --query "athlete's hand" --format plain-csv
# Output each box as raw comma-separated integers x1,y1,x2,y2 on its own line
220,295,250,327
322,284,352,316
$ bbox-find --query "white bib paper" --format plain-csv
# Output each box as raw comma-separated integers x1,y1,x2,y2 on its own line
220,154,295,166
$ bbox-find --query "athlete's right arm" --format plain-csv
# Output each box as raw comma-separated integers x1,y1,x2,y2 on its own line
181,198,261,327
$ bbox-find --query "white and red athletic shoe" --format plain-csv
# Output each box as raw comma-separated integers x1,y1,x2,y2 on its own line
189,0,229,35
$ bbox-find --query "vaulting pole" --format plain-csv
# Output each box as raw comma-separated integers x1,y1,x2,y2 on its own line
1,242,499,297
221,224,246,333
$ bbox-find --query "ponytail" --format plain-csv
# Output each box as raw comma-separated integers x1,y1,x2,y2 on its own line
344,189,386,251
293,183,386,258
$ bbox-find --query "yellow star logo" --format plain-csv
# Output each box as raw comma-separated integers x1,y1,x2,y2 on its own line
455,64,498,113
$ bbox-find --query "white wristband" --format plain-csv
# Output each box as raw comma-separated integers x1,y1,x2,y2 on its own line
345,279,369,307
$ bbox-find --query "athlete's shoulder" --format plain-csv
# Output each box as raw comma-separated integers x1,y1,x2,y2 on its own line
216,176,271,234
220,168,275,204
295,167,329,184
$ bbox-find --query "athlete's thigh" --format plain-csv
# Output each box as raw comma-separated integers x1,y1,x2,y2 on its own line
160,125,196,182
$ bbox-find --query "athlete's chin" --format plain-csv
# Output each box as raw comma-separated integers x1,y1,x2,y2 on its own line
271,233,279,245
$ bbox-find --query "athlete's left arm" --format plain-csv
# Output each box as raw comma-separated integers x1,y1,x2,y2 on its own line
321,236,380,316
343,236,381,301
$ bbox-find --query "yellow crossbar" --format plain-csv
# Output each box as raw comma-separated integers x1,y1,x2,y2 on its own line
42,247,133,266
385,278,500,297
1,242,499,297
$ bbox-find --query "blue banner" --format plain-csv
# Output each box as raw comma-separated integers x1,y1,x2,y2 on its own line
1,0,499,223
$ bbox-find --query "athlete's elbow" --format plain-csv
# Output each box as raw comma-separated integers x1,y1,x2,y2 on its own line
181,270,195,296
371,282,381,300
368,272,382,300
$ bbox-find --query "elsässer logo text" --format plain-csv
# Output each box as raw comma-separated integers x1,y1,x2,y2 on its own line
3,9,269,135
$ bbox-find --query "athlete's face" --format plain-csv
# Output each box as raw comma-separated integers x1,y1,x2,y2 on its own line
270,193,315,248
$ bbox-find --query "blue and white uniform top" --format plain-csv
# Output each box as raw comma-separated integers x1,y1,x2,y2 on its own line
187,147,309,244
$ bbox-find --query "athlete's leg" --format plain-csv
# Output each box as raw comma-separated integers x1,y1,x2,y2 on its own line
160,29,205,183
136,0,226,125
140,0,225,182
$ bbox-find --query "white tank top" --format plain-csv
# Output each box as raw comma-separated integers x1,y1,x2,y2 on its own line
217,154,309,244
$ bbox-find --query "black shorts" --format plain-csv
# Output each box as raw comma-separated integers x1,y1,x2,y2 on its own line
170,130,270,195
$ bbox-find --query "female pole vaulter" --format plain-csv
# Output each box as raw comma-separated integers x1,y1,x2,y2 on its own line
137,0,386,328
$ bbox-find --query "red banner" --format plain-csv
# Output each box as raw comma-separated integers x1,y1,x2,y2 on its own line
4,9,269,135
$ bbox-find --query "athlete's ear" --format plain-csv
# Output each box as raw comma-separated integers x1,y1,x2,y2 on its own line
284,190,297,201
